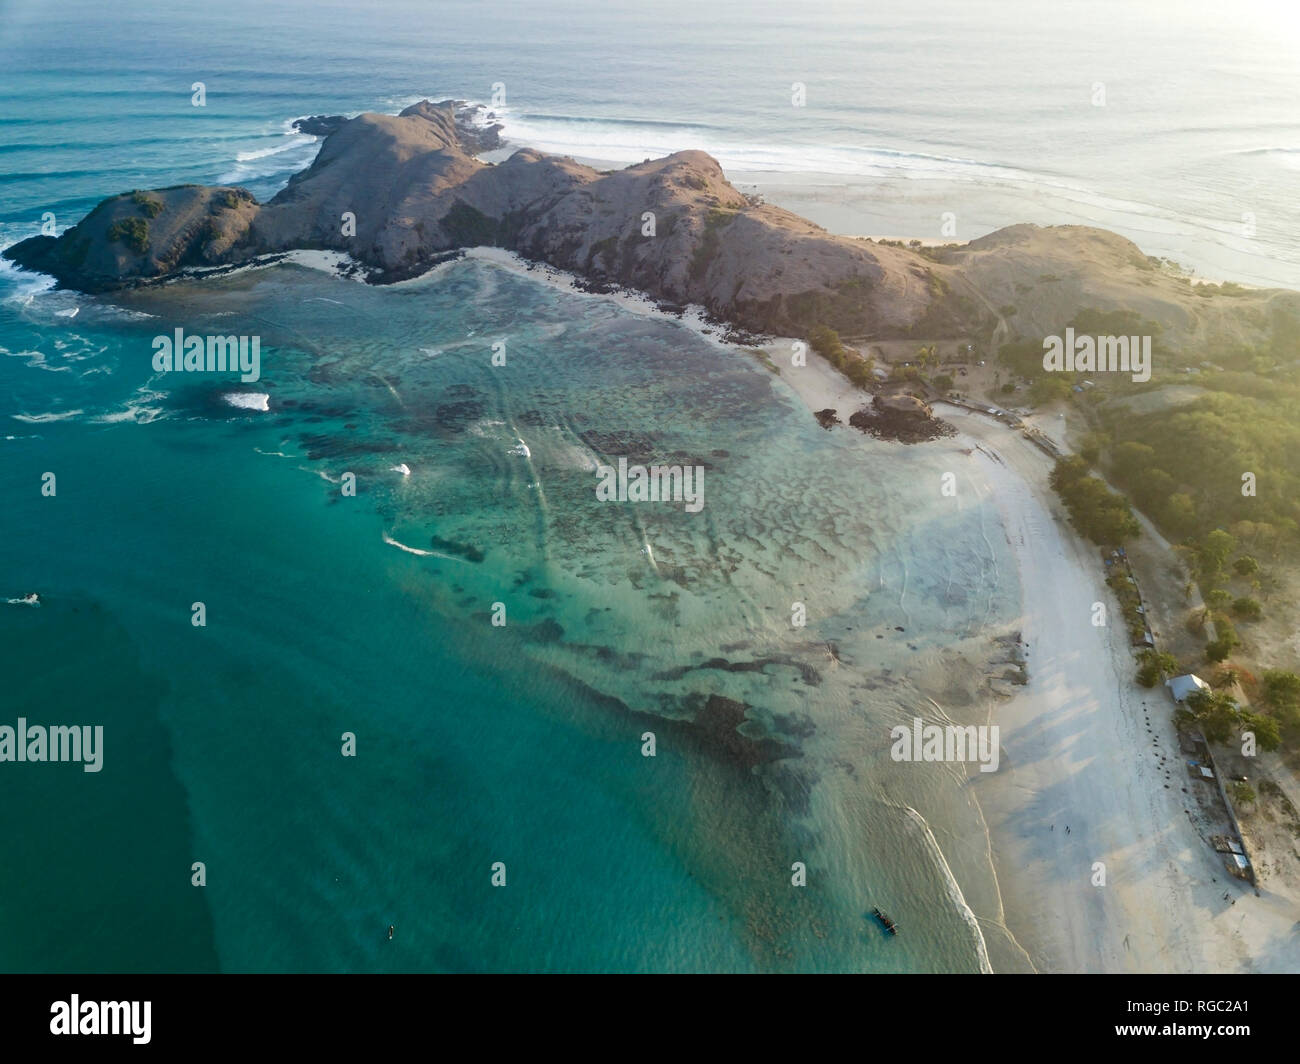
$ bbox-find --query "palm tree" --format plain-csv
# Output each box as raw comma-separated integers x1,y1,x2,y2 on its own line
1212,667,1239,690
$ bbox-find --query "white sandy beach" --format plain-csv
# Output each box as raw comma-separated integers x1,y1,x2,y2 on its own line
776,351,1300,972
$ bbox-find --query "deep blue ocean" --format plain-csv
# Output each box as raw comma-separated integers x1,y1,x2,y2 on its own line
0,0,1294,972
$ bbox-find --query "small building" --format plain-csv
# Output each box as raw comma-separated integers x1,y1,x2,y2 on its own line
1167,673,1210,703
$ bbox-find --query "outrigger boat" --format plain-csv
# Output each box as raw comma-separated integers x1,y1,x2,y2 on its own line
872,907,898,936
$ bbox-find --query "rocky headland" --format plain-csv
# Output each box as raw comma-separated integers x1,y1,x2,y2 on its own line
7,99,1297,356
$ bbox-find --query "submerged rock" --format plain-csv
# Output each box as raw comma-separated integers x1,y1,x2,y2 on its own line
292,114,347,137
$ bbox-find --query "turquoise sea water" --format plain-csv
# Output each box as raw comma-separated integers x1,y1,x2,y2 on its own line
0,253,1020,971
0,0,1292,972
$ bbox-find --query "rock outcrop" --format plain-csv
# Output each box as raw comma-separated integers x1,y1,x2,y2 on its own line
849,394,955,444
6,185,258,291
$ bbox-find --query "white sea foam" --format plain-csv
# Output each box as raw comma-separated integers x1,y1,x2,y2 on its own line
904,805,994,974
492,106,1038,184
223,392,270,412
1,346,69,373
217,131,319,184
381,531,439,557
0,247,57,306
281,249,359,275
235,139,311,163
12,409,83,423
89,385,167,425
92,404,162,425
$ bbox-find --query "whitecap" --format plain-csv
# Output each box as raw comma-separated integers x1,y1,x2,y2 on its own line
12,409,83,423
382,531,435,556
223,392,270,412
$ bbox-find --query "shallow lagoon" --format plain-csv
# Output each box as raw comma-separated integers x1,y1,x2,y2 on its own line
0,258,1018,971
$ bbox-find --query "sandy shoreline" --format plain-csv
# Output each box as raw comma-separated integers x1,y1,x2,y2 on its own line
809,351,1300,970
942,404,1215,972
768,350,1299,971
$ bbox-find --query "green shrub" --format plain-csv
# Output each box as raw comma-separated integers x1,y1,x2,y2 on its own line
1239,713,1281,753
1049,457,1141,545
809,325,846,367
107,216,149,254
1231,596,1262,621
1205,633,1239,663
1136,649,1177,688
131,191,164,218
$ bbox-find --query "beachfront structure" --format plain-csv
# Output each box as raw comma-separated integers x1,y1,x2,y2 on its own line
1167,673,1210,703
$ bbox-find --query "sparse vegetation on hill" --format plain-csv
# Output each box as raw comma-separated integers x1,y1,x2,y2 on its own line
106,216,149,254
131,191,164,218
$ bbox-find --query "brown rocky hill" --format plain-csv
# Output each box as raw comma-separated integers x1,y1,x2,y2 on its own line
933,223,1300,355
7,100,1294,354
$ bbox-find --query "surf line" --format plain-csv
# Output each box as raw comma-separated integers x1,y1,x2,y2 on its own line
381,531,466,563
